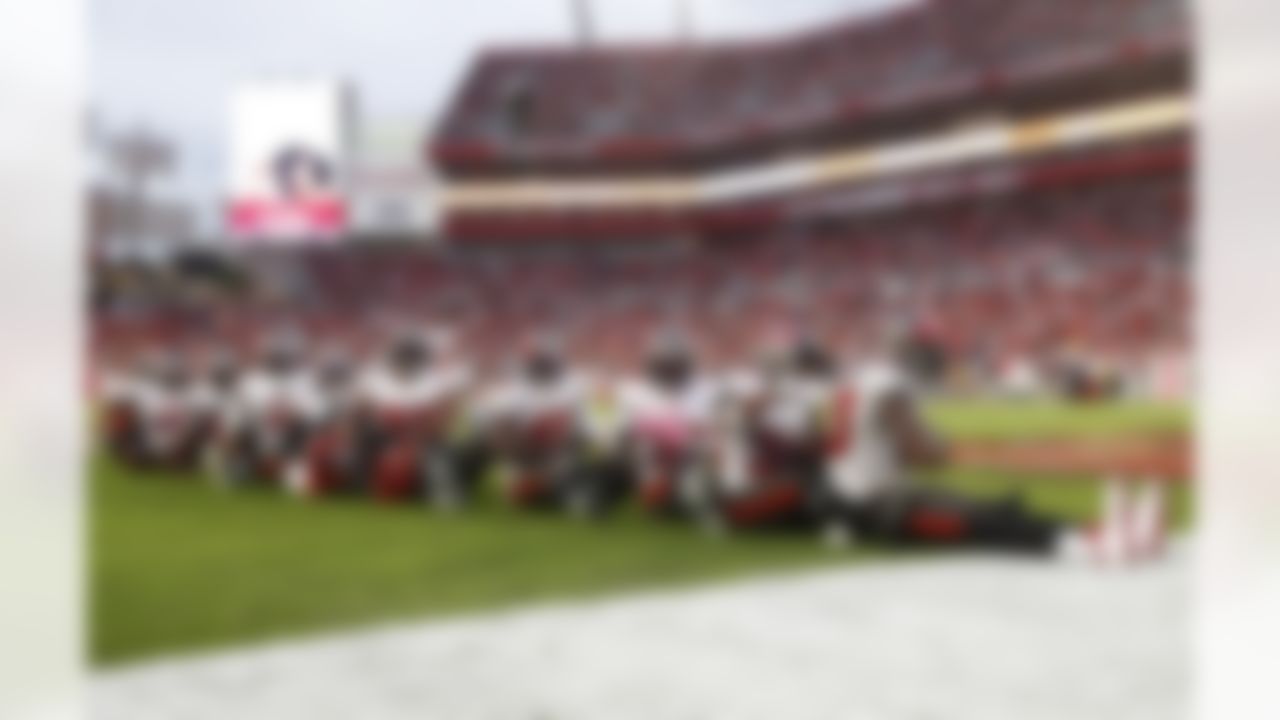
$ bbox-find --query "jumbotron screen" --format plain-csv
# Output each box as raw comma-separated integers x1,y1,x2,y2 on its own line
226,80,350,242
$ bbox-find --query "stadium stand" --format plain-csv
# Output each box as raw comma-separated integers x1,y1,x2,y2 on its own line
433,0,1188,172
91,0,1192,400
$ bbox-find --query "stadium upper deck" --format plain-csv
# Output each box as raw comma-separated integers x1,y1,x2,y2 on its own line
432,0,1190,176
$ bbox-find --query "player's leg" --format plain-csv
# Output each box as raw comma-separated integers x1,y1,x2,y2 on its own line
1054,477,1171,564
869,478,1170,563
293,426,350,498
344,414,382,496
889,486,1062,555
557,439,604,520
501,436,560,510
280,420,315,496
370,421,419,502
214,425,260,489
104,402,147,467
174,417,213,473
591,452,634,517
414,436,454,510
449,434,492,506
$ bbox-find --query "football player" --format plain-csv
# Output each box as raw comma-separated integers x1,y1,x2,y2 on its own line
292,345,371,498
619,333,722,518
213,328,319,488
100,352,151,466
819,322,1168,564
190,346,245,476
361,329,473,507
480,337,627,518
694,336,841,535
127,349,210,472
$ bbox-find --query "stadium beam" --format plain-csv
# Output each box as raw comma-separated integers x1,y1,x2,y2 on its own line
571,0,595,46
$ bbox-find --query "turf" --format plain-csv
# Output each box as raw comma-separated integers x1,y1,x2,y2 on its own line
91,457,881,666
927,399,1190,440
91,400,1194,667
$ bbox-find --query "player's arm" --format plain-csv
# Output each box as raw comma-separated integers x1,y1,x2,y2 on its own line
881,391,948,469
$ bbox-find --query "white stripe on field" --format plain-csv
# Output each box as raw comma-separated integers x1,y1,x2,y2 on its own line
92,544,1189,720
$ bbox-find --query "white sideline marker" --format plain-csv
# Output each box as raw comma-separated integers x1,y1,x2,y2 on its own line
93,543,1188,720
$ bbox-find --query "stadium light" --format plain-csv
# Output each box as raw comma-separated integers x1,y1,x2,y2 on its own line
106,126,176,239
571,0,595,46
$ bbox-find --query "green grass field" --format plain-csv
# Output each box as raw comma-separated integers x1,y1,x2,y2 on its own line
926,398,1190,439
91,399,1193,666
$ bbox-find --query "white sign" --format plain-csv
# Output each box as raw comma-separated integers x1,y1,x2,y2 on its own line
226,80,350,241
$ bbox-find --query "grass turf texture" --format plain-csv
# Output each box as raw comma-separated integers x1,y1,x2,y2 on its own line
926,399,1190,440
91,400,1193,666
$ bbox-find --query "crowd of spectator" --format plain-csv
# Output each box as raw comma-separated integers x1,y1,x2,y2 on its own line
92,169,1189,399
435,0,1188,165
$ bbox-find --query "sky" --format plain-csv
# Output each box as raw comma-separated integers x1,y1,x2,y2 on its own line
90,0,909,232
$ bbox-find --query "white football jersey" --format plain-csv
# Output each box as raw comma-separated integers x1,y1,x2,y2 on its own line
134,382,204,453
186,380,238,429
619,375,721,434
101,371,145,406
360,364,471,414
234,369,324,428
757,375,835,440
299,378,355,426
508,372,588,421
718,368,763,406
828,360,915,501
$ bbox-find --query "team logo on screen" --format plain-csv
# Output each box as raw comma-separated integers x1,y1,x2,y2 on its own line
229,141,346,240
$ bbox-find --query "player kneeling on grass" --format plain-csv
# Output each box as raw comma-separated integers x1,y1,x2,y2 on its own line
101,353,152,466
692,337,842,536
116,350,213,472
482,339,629,518
362,330,474,508
290,347,374,498
575,375,633,518
620,334,722,519
191,347,244,475
211,329,318,489
818,324,1168,564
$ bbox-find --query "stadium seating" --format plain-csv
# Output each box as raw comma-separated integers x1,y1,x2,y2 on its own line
433,0,1189,170
91,166,1189,395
